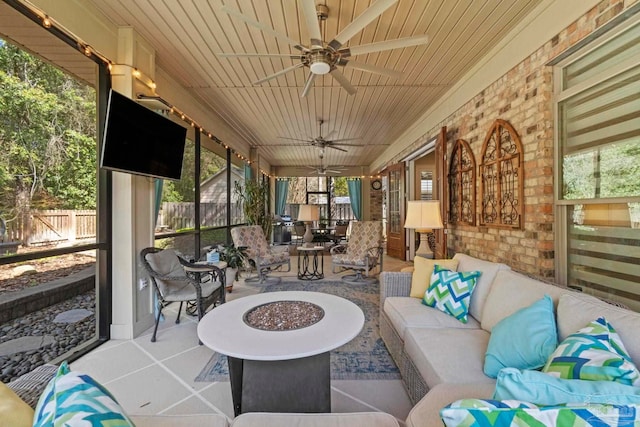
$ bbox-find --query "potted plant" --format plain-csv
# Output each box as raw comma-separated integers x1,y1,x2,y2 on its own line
219,243,247,293
234,179,271,240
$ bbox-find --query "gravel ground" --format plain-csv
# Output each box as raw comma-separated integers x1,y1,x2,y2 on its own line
0,290,96,383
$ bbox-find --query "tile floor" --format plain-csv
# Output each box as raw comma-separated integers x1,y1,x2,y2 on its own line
71,251,414,425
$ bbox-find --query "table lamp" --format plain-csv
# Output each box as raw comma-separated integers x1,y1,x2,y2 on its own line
298,204,319,247
404,200,444,259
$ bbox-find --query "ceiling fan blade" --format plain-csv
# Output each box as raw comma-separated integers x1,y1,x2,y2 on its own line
328,0,397,50
324,129,337,140
276,136,310,142
330,68,357,95
340,34,429,57
301,72,317,98
253,63,305,85
301,0,323,49
326,169,342,174
217,53,303,59
219,6,307,52
342,60,402,79
330,138,362,143
325,145,348,152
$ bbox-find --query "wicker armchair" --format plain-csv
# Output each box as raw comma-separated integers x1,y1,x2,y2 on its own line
330,221,383,284
140,247,224,343
231,225,290,285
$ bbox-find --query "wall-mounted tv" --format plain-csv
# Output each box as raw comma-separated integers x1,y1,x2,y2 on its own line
100,89,187,181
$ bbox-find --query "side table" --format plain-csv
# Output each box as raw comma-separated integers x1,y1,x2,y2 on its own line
297,246,324,280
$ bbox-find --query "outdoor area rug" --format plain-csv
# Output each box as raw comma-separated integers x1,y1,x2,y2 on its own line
195,279,400,382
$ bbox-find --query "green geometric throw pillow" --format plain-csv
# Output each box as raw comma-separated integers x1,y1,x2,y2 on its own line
542,317,640,386
440,398,640,427
33,361,135,427
423,264,481,323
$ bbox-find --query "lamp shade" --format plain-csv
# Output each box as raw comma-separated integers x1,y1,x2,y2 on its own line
404,200,444,231
298,204,320,222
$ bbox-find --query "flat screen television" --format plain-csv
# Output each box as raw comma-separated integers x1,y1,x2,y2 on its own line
100,89,187,181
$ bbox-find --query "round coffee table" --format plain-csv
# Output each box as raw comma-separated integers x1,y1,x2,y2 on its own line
197,291,364,415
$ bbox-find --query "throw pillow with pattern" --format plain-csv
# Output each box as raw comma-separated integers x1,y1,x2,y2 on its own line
440,398,640,427
33,361,135,427
423,265,481,323
543,317,640,386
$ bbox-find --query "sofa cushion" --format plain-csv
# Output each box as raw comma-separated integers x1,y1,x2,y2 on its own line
34,362,135,427
405,383,495,427
557,291,640,364
452,254,510,321
481,270,569,332
423,265,481,323
440,399,640,427
384,297,480,340
484,295,558,377
409,257,459,298
131,414,229,427
404,327,494,387
493,367,640,406
0,381,33,427
543,317,640,386
231,412,400,427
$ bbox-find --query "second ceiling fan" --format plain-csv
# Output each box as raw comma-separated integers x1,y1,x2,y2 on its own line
217,0,429,97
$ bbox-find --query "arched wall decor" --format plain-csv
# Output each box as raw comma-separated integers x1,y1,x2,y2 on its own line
448,139,476,225
479,119,524,228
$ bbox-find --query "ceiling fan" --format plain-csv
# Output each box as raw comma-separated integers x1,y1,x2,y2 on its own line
274,119,366,154
216,0,429,97
306,163,346,175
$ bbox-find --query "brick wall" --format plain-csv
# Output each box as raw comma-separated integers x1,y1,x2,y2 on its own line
369,184,384,221
393,0,636,279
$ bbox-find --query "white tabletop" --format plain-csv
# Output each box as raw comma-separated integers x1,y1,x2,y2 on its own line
183,261,228,272
298,246,324,252
197,291,364,361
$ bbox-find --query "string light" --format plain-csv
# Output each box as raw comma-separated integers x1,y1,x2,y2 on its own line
29,7,255,168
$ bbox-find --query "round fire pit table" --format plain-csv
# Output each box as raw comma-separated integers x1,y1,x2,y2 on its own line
197,291,364,416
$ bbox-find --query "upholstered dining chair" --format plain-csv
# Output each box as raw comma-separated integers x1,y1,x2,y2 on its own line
330,221,383,284
140,247,224,342
330,221,349,246
231,225,291,285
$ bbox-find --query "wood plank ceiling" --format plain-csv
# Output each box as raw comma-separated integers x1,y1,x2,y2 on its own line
2,0,544,175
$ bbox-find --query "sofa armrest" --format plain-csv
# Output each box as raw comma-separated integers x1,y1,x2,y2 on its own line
379,271,412,307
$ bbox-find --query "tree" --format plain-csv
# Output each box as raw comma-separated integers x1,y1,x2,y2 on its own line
0,39,97,240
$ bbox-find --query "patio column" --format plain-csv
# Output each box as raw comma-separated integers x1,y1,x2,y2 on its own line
109,27,157,339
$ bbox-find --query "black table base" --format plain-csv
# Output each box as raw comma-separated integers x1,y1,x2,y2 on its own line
297,249,324,280
228,352,331,416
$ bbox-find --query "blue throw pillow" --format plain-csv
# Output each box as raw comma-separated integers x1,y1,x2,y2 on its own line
423,265,481,323
484,295,557,378
33,362,135,427
494,367,640,406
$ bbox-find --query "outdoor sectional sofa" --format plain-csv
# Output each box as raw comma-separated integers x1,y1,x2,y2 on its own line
5,252,640,426
379,253,640,426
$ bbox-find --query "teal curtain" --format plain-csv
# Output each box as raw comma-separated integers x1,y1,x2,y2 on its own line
154,179,163,227
244,164,253,181
347,178,362,220
275,179,288,215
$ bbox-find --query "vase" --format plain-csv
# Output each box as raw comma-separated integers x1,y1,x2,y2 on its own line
225,267,238,293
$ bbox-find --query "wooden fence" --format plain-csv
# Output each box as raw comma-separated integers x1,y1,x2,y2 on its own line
158,202,245,230
3,210,96,246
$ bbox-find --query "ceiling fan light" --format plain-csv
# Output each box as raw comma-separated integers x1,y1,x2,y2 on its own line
310,61,331,75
